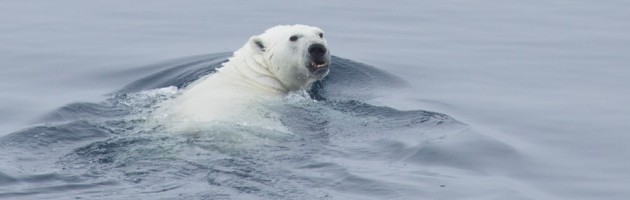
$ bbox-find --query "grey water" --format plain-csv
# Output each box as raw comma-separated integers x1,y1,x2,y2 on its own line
1,1,630,199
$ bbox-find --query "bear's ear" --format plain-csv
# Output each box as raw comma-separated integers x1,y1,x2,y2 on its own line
249,36,265,53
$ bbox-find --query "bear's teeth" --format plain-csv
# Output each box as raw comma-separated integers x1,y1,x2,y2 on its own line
310,61,327,68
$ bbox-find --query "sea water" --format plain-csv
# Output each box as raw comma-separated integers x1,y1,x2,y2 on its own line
1,1,630,199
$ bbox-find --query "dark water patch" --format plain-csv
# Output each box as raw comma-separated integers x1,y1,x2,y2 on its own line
12,173,82,184
310,56,407,101
118,53,232,94
42,102,130,123
326,100,456,127
0,120,114,149
64,136,153,166
0,172,19,186
278,99,460,143
41,86,179,124
0,180,117,199
0,170,116,199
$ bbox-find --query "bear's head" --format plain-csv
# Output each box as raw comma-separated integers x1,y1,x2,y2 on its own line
248,25,331,91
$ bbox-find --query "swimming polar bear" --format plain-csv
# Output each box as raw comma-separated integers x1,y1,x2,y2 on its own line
158,25,330,131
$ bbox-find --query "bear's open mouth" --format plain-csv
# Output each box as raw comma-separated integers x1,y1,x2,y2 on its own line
310,60,328,68
308,60,329,76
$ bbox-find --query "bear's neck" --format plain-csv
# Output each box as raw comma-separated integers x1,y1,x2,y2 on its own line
217,47,289,94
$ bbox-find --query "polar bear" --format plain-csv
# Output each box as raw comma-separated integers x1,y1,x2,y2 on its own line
158,25,330,130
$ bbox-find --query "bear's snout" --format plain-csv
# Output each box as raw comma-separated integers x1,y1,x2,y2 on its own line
306,43,330,79
308,43,327,58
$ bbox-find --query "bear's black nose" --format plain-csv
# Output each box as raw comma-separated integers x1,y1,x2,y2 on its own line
308,43,327,58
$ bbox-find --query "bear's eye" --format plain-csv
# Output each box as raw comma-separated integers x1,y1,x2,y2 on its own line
319,33,324,38
289,35,298,42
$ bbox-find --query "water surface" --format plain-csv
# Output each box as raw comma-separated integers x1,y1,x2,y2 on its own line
2,1,630,199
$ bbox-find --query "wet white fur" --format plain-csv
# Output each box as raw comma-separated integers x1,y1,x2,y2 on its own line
159,25,328,127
